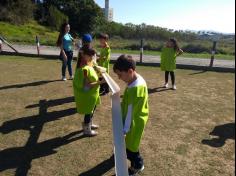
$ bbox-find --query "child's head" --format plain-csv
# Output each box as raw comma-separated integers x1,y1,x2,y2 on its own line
98,33,109,47
82,47,96,63
82,34,93,47
113,55,136,84
166,38,179,50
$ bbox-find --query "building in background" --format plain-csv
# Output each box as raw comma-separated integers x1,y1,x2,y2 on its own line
103,0,113,22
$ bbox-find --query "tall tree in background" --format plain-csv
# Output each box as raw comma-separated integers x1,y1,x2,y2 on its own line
41,0,105,35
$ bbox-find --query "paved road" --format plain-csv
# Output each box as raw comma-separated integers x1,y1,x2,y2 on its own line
1,43,235,69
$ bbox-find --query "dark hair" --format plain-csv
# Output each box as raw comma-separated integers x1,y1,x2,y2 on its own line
98,33,109,40
76,46,96,68
113,55,136,72
169,38,180,51
82,47,96,57
56,22,69,46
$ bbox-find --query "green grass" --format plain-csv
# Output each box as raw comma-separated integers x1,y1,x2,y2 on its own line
0,55,235,176
0,21,234,60
0,20,58,45
110,49,235,60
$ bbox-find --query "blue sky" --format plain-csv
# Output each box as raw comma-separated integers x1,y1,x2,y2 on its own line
94,0,235,33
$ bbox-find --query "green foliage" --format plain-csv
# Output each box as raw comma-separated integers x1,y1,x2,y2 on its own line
0,20,58,45
98,22,198,42
182,44,211,54
46,6,68,30
41,0,105,36
0,0,35,24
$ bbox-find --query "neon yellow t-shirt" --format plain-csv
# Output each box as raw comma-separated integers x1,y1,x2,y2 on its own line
98,44,111,73
121,75,149,152
160,47,177,71
73,65,100,114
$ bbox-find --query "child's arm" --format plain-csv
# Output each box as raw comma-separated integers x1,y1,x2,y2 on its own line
83,70,106,89
123,105,133,134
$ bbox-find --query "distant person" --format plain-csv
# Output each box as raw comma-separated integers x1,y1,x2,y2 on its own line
73,47,105,136
0,39,2,52
113,55,149,175
57,22,75,81
97,33,111,95
160,38,183,90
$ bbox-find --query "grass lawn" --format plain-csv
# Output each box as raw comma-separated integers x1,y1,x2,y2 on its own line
0,56,235,176
111,49,235,60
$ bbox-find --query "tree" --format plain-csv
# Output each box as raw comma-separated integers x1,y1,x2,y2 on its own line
41,0,105,35
0,0,35,24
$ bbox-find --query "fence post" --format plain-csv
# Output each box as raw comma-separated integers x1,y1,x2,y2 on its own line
0,39,2,52
209,41,217,67
36,35,40,56
140,39,144,63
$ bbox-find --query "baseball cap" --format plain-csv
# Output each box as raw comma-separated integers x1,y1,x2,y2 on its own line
82,34,93,43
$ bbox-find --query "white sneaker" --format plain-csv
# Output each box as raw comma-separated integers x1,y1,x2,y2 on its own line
129,165,145,176
69,75,74,80
172,85,177,90
164,83,169,88
62,77,67,81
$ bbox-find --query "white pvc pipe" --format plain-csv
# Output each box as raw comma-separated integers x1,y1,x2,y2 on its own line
97,67,128,176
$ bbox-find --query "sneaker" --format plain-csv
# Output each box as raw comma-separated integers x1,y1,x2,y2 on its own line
164,83,169,88
69,75,74,80
172,85,177,90
62,77,67,81
128,165,145,176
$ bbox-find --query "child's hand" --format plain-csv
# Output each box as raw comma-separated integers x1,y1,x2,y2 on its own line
100,78,106,84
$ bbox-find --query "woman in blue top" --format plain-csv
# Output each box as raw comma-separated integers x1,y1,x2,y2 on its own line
57,22,74,81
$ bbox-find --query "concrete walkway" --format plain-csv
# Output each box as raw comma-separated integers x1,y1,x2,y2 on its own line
1,43,235,72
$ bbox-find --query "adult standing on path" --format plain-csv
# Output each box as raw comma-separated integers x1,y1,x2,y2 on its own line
57,22,75,81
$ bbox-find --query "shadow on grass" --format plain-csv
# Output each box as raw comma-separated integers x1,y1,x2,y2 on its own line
0,97,79,176
0,79,62,90
202,123,235,148
148,87,173,94
79,155,115,176
189,70,207,75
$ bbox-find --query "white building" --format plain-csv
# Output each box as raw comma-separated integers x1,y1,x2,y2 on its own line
103,0,113,22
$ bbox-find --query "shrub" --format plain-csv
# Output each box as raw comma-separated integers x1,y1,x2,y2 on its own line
0,0,34,24
46,6,68,30
182,44,211,53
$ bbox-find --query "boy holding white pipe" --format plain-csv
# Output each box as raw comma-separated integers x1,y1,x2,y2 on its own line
113,55,149,176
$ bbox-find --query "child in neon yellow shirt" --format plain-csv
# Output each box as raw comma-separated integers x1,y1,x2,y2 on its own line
73,47,105,136
161,38,183,90
97,33,111,95
113,55,149,175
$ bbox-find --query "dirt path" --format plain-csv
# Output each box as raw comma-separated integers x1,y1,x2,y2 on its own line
1,43,235,68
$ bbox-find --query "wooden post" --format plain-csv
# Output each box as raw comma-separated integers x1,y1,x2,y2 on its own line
0,38,2,52
0,36,18,53
36,35,40,56
140,39,144,63
209,41,217,67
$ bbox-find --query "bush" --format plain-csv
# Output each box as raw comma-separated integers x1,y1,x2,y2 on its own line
182,44,211,54
46,6,68,30
0,0,34,24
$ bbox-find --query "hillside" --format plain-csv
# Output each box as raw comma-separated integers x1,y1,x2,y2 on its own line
0,21,235,59
0,21,59,46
